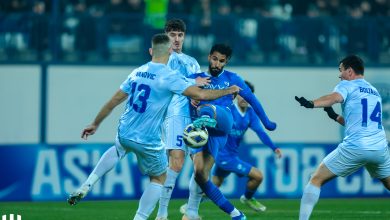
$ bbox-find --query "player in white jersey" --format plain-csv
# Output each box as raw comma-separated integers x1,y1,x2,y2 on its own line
156,19,206,220
295,55,390,220
67,34,240,220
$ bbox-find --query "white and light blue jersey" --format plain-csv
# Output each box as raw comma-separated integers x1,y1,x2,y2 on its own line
118,61,193,148
334,79,387,150
166,52,200,118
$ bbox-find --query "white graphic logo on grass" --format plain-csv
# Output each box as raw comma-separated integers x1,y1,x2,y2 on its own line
2,214,21,220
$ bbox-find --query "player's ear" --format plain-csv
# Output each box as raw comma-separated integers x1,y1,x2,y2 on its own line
149,48,152,56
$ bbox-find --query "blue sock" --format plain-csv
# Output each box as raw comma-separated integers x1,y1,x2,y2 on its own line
198,105,216,118
198,180,234,214
244,189,256,199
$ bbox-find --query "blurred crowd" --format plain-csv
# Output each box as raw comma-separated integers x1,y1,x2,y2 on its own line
1,0,390,64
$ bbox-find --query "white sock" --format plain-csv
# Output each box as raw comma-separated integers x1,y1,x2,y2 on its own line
186,174,203,218
91,146,120,180
157,168,179,217
230,208,241,217
135,182,163,220
299,183,321,220
82,146,120,189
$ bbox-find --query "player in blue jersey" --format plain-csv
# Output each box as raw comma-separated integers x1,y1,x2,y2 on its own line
66,34,240,220
180,80,282,214
295,55,390,220
182,44,277,220
156,19,209,220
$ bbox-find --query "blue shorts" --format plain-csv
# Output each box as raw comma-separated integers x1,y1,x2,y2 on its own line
213,156,253,178
190,105,233,159
116,137,167,177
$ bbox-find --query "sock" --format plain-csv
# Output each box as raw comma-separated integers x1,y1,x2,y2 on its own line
186,174,203,218
299,183,321,220
157,168,179,217
85,146,120,187
244,189,256,199
198,180,234,214
198,105,216,118
135,182,163,220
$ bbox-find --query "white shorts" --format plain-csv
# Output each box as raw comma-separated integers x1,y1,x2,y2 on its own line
323,144,390,179
164,115,192,152
116,137,167,177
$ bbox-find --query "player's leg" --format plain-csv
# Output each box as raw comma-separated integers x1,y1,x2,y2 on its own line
299,162,335,220
181,164,228,218
300,145,348,220
131,141,168,220
192,150,245,219
381,176,390,190
182,173,203,220
135,173,167,220
365,145,390,191
68,138,125,205
156,116,191,219
240,166,266,212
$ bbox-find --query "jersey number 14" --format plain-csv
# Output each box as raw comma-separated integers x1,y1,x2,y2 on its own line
361,98,382,129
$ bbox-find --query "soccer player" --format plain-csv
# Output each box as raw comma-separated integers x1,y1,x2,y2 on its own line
183,44,277,220
180,80,282,214
67,34,240,220
295,55,390,220
156,19,206,220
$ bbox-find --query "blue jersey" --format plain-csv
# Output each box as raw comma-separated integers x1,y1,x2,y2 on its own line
219,103,278,157
166,52,200,118
118,62,193,149
189,70,274,130
334,79,387,150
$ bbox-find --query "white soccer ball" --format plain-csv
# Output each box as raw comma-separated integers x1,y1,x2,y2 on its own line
183,123,209,148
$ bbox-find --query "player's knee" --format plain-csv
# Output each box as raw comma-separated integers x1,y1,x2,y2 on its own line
169,158,184,172
309,174,324,187
249,168,263,183
169,151,185,172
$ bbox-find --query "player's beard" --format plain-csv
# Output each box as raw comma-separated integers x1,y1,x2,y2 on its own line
209,64,223,77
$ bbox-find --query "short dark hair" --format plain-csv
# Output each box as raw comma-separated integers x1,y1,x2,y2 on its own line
340,55,364,75
152,33,170,45
209,43,233,60
244,80,254,92
165,18,186,33
151,33,170,57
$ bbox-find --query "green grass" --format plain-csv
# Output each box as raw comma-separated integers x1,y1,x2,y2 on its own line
0,198,389,220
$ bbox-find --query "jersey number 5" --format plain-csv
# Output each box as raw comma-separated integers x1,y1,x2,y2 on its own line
361,98,382,129
129,83,151,113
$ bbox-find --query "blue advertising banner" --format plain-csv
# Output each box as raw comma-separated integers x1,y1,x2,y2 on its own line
0,144,388,201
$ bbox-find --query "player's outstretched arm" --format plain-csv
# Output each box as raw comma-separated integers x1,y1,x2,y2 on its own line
81,89,128,140
295,92,343,108
183,85,241,100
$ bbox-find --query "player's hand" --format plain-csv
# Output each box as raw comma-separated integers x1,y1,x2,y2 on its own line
227,85,242,97
81,124,98,140
295,96,314,108
274,148,282,159
195,76,210,87
265,121,277,131
323,106,339,121
191,99,200,107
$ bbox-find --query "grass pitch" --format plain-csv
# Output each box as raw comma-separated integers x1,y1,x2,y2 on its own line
1,198,389,220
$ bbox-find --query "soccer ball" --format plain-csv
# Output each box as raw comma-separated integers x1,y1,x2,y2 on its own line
183,123,209,148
